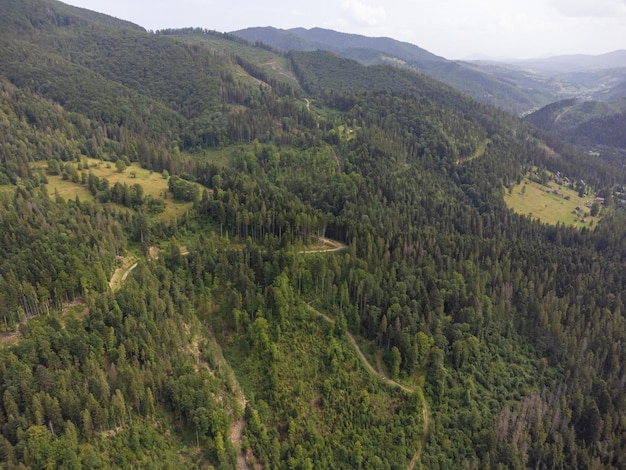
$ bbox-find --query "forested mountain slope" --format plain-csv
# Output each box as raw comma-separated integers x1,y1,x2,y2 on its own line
1,0,625,468
231,26,558,115
526,98,626,164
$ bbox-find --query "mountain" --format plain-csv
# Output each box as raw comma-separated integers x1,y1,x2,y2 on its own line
472,51,626,104
525,97,626,164
1,1,626,469
512,50,626,73
233,27,626,113
231,26,560,114
238,26,446,66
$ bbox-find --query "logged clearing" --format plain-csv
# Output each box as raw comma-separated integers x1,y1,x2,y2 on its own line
456,138,490,164
505,178,601,228
300,237,347,254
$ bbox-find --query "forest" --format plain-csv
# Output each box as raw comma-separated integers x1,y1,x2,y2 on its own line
0,0,625,468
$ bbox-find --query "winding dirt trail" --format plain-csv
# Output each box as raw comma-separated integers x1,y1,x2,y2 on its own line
300,237,347,254
109,255,138,290
304,304,429,468
408,401,430,470
111,251,252,467
328,145,341,173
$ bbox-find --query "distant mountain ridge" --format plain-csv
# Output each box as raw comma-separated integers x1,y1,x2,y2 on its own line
250,26,445,64
525,97,626,161
510,50,626,73
231,26,558,114
232,26,626,114
470,51,626,104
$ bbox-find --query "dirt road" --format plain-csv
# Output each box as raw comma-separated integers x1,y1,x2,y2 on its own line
305,304,429,468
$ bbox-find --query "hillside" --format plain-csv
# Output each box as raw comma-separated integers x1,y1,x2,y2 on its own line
511,50,626,73
224,27,626,115
1,1,626,469
231,26,558,114
525,98,626,164
471,51,626,106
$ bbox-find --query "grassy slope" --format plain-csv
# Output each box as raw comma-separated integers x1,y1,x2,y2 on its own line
505,177,601,228
32,159,194,221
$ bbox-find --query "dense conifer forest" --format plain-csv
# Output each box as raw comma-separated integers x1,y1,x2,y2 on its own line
0,0,625,468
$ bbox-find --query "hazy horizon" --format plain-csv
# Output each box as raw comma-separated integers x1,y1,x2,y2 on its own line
63,0,626,61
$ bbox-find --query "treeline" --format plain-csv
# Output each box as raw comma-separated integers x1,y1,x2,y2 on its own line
0,188,121,329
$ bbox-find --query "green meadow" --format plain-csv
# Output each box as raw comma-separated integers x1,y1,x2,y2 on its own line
33,158,194,221
505,177,601,228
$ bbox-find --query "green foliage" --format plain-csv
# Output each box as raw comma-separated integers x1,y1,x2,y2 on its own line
0,189,120,328
168,175,198,202
527,98,626,146
218,301,422,468
1,2,626,468
0,255,241,467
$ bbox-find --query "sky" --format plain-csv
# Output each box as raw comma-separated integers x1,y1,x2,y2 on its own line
62,0,626,60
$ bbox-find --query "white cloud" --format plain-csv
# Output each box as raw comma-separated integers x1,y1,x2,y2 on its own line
342,0,387,26
549,0,626,18
62,0,626,60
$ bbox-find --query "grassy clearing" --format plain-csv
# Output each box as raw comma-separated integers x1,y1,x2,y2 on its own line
35,158,170,199
32,158,195,221
46,175,93,200
505,177,601,228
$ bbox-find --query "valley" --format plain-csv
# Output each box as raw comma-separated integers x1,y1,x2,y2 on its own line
0,1,625,469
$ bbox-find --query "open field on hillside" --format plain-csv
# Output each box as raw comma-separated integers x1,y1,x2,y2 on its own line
505,177,601,228
32,158,194,220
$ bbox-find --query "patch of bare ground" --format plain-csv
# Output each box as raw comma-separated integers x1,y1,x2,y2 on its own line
0,331,19,346
109,255,138,290
206,330,251,470
300,237,347,254
407,401,430,470
99,426,124,438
